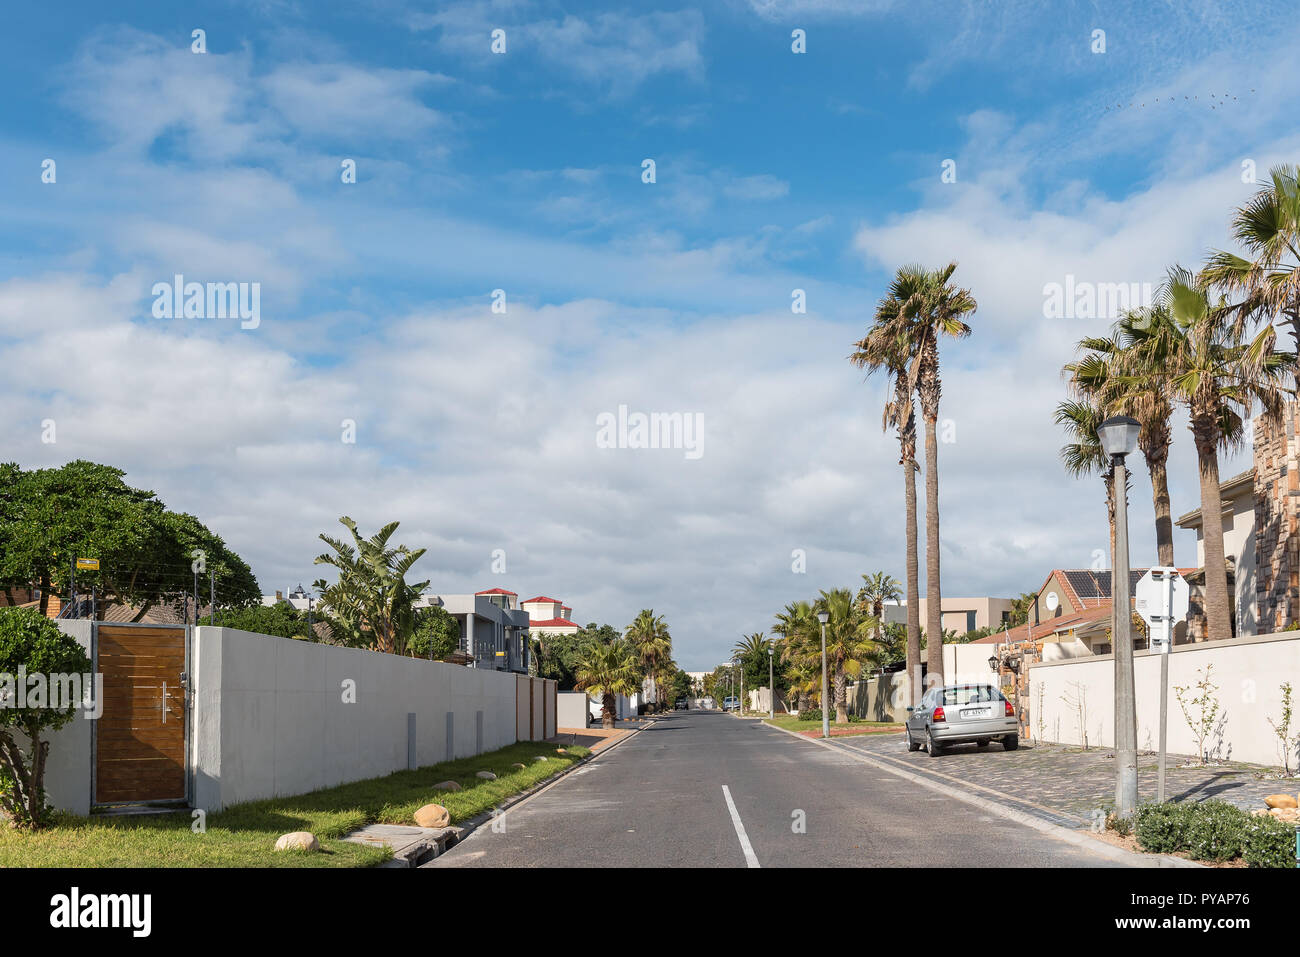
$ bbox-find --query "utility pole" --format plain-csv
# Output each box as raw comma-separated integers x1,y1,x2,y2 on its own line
209,568,215,625
769,644,775,720
818,611,830,739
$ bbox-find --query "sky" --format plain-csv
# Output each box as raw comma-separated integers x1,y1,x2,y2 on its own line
2,0,1298,670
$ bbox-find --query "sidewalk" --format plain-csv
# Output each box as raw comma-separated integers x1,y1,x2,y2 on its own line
834,732,1295,828
551,725,639,754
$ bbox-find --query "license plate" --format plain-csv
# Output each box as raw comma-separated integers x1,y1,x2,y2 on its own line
961,707,991,719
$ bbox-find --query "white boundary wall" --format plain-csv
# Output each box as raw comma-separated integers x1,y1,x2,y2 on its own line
1029,630,1300,767
557,691,590,729
192,627,519,810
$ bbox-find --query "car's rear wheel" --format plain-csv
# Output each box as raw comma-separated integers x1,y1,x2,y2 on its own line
927,731,943,757
905,727,920,752
1003,734,1019,751
976,738,990,748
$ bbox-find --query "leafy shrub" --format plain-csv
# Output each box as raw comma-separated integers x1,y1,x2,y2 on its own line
1106,813,1133,837
1135,802,1189,854
799,709,824,722
1242,816,1299,869
1182,801,1250,862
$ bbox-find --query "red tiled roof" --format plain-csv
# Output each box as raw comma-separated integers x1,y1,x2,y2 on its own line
475,588,517,596
528,617,580,629
522,596,562,604
971,603,1116,644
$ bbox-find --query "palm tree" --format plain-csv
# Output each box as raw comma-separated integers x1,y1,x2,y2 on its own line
852,263,975,691
312,517,429,656
851,318,923,704
575,639,640,729
1203,163,1300,359
1066,306,1178,566
856,571,902,648
773,600,817,710
812,588,879,724
1055,397,1119,562
625,609,671,712
1156,266,1293,638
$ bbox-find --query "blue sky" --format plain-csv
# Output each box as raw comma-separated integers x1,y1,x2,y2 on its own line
2,1,1298,669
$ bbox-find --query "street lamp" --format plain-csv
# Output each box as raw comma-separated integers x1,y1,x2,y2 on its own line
768,643,775,720
1098,414,1141,819
988,654,999,673
817,611,830,739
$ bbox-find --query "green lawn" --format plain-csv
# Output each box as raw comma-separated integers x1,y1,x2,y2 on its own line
763,714,902,735
0,740,590,868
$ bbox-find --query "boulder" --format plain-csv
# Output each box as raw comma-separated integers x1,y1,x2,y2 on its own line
414,803,450,829
433,780,461,792
1264,793,1298,809
274,831,320,852
534,756,548,762
556,748,567,754
476,770,497,780
510,763,526,770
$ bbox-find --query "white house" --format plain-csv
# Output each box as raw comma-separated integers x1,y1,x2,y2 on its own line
1174,468,1257,638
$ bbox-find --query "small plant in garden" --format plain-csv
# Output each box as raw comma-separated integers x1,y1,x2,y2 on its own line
1181,801,1249,862
1105,812,1132,837
1242,815,1299,868
0,607,93,829
1173,663,1221,765
1265,681,1297,775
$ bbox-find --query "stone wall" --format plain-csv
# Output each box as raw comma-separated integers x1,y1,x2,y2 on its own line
1254,404,1300,634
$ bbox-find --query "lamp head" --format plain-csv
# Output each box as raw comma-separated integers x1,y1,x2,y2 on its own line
1097,415,1141,459
816,611,830,625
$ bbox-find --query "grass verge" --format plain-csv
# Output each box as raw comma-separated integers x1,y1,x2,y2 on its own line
763,715,902,735
0,740,590,868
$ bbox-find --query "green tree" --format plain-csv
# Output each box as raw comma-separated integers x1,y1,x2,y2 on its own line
212,602,313,640
1157,267,1292,637
811,588,880,724
1055,397,1117,562
533,623,619,688
0,461,260,618
625,609,671,711
312,517,429,656
575,639,640,729
0,607,93,828
409,605,461,660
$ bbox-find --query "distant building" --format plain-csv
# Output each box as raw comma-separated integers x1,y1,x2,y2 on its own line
882,596,1015,635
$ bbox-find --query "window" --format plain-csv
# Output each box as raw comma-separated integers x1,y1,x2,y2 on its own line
940,685,1001,706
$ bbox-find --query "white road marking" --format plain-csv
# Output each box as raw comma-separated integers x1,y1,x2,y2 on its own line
721,785,760,868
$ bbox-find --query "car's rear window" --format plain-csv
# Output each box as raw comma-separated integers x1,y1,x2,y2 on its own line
941,686,1001,705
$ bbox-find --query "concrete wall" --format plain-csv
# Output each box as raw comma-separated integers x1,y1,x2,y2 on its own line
1030,630,1300,767
40,620,95,816
557,691,589,729
849,673,909,722
192,626,521,811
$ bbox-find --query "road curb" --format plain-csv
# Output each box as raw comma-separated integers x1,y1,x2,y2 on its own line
760,720,1201,869
418,718,659,866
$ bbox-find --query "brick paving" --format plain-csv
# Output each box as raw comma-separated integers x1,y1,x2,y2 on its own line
834,732,1298,829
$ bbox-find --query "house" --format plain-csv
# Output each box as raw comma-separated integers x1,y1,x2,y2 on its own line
970,568,1195,660
521,595,581,636
882,595,1014,635
416,589,532,674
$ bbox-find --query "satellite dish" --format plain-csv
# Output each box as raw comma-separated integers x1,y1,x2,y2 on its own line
1045,592,1060,612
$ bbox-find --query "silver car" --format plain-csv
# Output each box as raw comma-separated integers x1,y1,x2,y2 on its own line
905,684,1018,756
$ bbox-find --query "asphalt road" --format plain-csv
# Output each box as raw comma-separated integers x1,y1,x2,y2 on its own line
428,711,1131,867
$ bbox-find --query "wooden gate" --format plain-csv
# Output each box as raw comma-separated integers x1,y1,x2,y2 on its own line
94,624,187,804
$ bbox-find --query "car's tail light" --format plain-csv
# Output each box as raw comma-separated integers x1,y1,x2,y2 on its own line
1004,701,1014,717
932,706,946,722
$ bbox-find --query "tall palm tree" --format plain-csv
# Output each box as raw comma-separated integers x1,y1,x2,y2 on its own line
853,263,975,691
1156,266,1293,638
851,320,923,704
811,588,880,724
732,633,769,658
575,639,640,729
1203,163,1300,360
1067,306,1178,567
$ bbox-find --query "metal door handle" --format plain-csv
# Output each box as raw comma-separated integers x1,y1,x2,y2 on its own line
161,681,167,724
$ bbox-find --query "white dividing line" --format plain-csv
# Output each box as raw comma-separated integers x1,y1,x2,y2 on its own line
720,785,760,868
